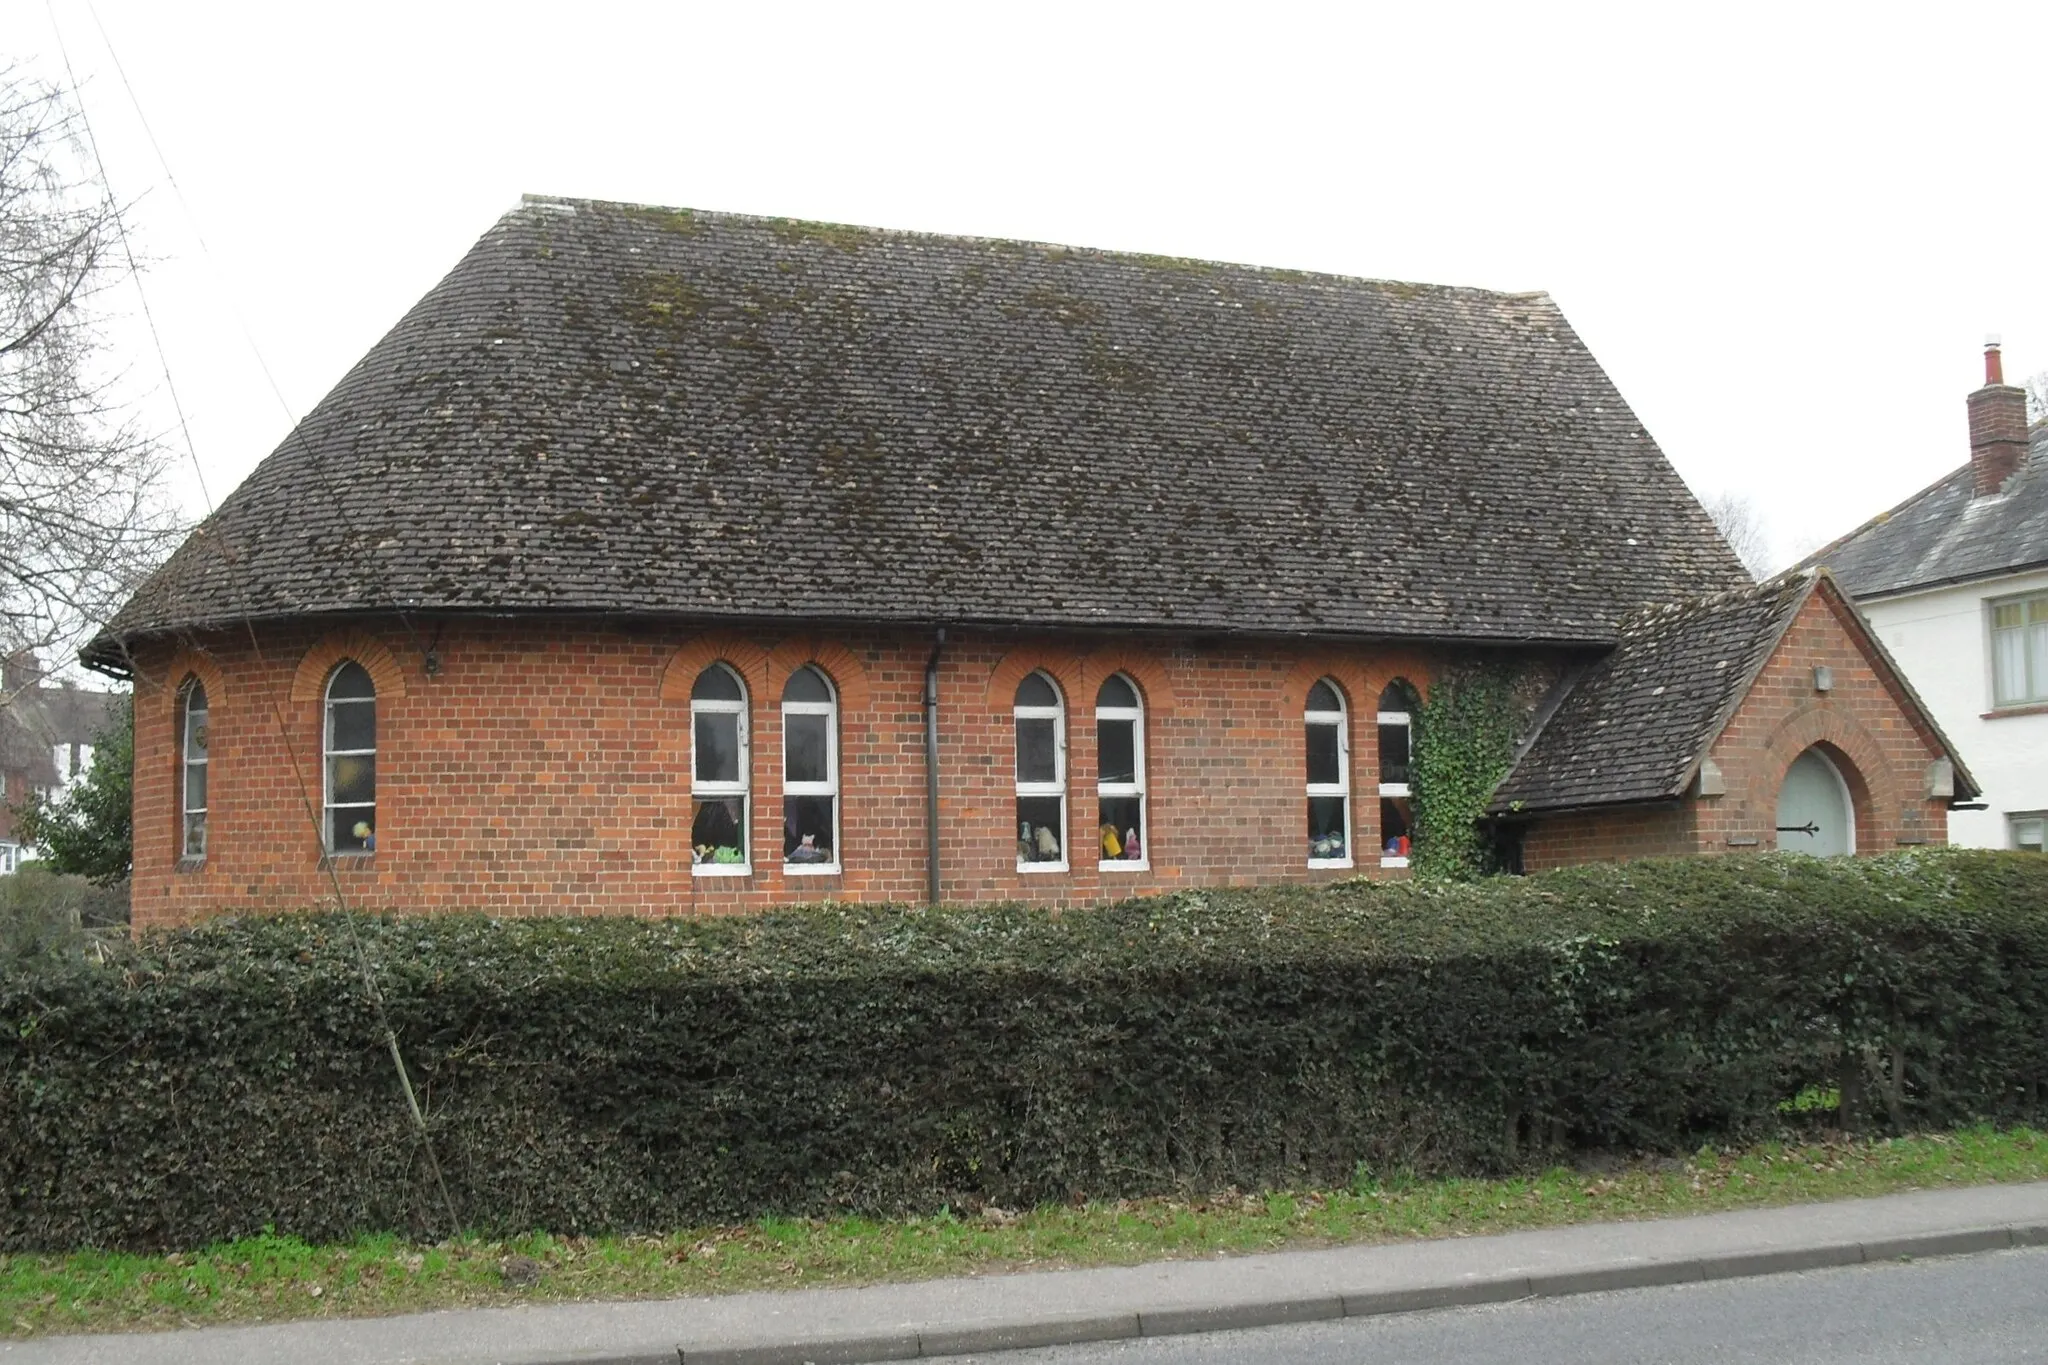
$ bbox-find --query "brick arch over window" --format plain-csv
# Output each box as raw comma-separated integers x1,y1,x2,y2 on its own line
1745,704,1892,842
144,649,228,721
985,649,1077,714
1358,656,1435,714
289,631,408,703
1278,657,1365,715
659,634,771,704
1077,653,1175,719
764,637,872,714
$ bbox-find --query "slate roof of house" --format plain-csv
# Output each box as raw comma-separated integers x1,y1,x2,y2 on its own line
1,659,120,838
1799,426,2048,599
1490,569,1981,814
86,198,1747,671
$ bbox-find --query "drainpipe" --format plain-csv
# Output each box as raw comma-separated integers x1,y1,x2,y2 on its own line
923,628,947,905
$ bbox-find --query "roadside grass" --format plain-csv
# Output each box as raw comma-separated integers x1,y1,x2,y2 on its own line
5,1125,2044,1338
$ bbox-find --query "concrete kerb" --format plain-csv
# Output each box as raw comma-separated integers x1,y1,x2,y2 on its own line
660,1220,2048,1364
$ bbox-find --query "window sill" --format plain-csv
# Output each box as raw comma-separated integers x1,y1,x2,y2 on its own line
783,863,842,876
176,856,206,874
1308,857,1355,870
1380,856,1411,869
1983,702,2048,720
1018,861,1070,875
1379,783,1411,798
1099,859,1151,873
320,853,375,870
692,864,753,878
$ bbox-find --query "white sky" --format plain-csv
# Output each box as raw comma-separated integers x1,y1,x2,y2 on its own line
15,0,2048,572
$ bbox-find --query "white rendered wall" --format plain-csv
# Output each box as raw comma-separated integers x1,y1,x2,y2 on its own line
1859,568,2048,849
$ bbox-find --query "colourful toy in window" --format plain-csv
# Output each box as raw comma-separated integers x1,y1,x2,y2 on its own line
1100,823,1122,857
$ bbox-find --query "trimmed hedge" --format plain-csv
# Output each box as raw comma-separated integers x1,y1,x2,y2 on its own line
4,851,2046,1252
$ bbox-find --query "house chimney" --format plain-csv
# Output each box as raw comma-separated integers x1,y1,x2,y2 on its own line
1968,336,2028,497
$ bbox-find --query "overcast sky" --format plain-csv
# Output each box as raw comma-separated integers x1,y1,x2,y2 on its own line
16,0,2048,572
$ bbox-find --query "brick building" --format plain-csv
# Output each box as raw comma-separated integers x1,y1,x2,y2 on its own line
1491,569,1973,868
82,200,1975,926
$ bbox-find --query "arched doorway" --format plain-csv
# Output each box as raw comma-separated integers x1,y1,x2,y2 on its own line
1775,746,1855,856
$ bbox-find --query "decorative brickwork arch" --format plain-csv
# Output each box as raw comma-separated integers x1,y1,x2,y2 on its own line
985,648,1078,715
1077,652,1176,719
145,648,228,721
289,631,408,703
1278,656,1365,717
1748,704,1890,846
1358,654,1436,716
764,636,872,714
659,634,772,704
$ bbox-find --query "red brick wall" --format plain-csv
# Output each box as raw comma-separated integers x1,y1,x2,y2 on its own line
1520,585,1950,867
1695,588,1949,853
126,619,1452,927
1520,804,1697,871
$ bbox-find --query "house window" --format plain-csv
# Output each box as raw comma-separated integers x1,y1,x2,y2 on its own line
782,665,839,873
1306,679,1351,866
2014,814,2046,853
181,681,209,858
1991,592,2048,707
1096,674,1146,869
1378,680,1419,867
691,663,750,873
1015,671,1067,871
323,662,376,855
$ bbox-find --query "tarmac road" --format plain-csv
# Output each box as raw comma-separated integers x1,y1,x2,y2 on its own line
946,1245,2048,1364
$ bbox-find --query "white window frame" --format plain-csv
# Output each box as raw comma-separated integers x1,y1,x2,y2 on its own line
1377,689,1414,869
322,664,376,857
1095,675,1148,872
182,682,209,860
2012,812,2046,854
1306,682,1353,870
781,667,841,875
1989,591,2048,708
691,663,752,877
1016,672,1069,873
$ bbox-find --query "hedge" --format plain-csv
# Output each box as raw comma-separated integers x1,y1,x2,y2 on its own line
4,851,2046,1252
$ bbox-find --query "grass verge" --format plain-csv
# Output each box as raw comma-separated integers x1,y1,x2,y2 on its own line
5,1125,2044,1338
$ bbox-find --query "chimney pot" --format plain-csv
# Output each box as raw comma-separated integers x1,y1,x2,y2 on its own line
1967,341,2028,497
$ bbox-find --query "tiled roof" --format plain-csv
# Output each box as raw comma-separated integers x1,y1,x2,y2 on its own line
1489,572,1816,813
1,682,120,790
87,198,1747,669
1800,426,2048,599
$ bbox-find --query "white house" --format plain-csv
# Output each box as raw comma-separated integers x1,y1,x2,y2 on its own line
1805,342,2048,853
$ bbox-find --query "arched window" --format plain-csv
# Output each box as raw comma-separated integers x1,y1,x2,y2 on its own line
1306,679,1351,866
324,662,376,855
180,681,209,859
1015,671,1067,870
691,663,750,873
782,665,839,872
1096,674,1146,868
1378,680,1419,867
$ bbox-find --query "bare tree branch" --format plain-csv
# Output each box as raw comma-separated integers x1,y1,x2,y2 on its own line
0,67,181,671
1702,490,1773,581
